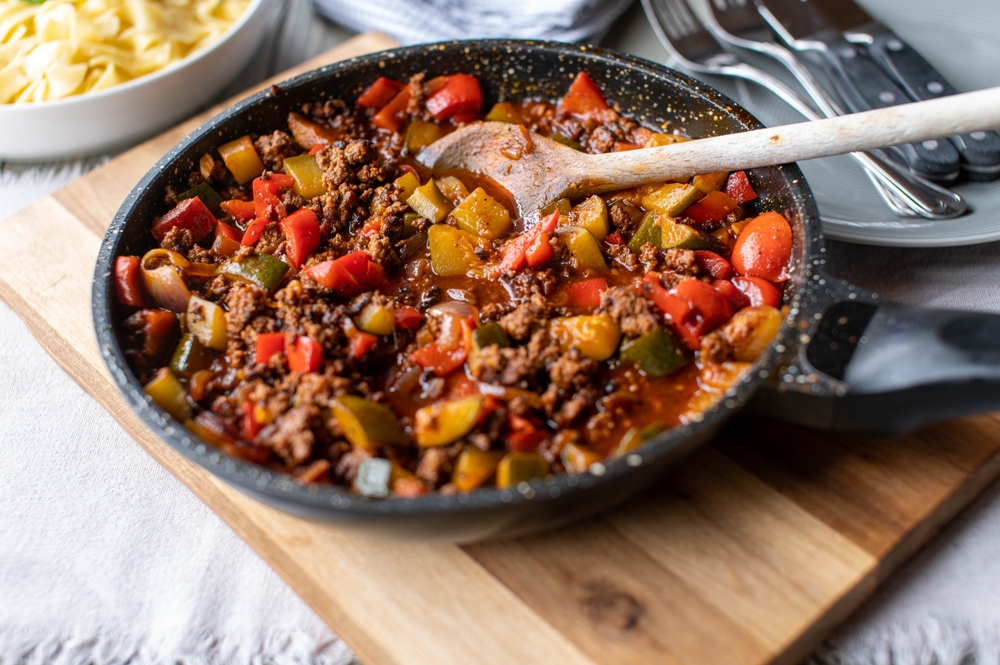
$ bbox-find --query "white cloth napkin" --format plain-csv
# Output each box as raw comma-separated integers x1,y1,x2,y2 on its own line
312,0,634,45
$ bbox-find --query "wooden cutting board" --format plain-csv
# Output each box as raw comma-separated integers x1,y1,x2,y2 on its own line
3,33,1000,665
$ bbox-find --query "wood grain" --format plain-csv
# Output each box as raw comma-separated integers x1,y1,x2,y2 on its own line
3,33,1000,665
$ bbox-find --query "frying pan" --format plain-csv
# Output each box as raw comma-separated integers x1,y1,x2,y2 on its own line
92,40,1000,542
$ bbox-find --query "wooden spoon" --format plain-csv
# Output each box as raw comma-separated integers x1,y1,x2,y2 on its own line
417,87,1000,215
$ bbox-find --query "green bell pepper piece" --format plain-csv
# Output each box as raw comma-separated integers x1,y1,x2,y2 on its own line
620,327,688,377
220,254,289,294
172,182,224,216
473,322,511,350
168,333,217,379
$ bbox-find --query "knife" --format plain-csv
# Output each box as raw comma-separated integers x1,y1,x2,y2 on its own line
756,0,962,183
839,2,1000,182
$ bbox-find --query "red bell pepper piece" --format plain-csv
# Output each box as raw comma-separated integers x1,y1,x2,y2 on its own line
425,74,483,120
127,309,178,360
525,231,554,268
507,429,547,453
348,330,378,359
308,143,326,155
287,335,323,373
241,400,263,440
604,230,624,246
671,279,735,349
612,141,641,152
357,76,404,109
151,197,217,242
220,199,256,224
279,208,322,269
694,250,734,280
732,211,792,282
395,306,423,330
302,250,377,296
241,219,268,247
252,175,293,220
372,87,411,132
642,273,692,324
566,277,608,309
114,256,146,307
409,340,468,377
723,170,758,204
499,212,560,273
366,261,388,291
559,71,610,117
255,332,286,365
359,218,381,237
732,276,783,308
714,279,751,311
215,221,242,242
683,191,738,227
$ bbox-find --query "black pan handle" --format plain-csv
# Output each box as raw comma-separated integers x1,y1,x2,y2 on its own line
818,39,961,183
749,276,1000,434
862,32,1000,182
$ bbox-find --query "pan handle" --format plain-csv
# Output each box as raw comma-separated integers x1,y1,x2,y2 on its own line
748,276,1000,434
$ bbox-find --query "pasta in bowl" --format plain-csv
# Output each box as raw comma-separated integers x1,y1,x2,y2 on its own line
0,0,270,160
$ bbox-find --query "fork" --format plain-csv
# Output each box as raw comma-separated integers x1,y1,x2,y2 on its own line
694,0,966,219
639,0,964,219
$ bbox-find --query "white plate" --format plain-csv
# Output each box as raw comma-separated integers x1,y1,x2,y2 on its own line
0,0,273,161
619,0,1000,247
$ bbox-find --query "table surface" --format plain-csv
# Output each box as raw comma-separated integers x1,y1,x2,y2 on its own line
2,1,1000,664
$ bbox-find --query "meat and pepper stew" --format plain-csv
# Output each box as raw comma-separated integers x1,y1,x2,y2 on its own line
115,70,793,498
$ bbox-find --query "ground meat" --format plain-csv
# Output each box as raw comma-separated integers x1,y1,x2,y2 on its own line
588,126,616,154
501,269,558,303
639,242,659,272
700,331,733,364
499,293,550,342
605,243,639,270
366,234,400,268
599,286,661,337
225,281,268,337
255,130,298,171
255,223,283,255
258,405,319,465
662,248,698,276
609,200,644,234
416,446,451,486
548,349,596,391
160,226,194,253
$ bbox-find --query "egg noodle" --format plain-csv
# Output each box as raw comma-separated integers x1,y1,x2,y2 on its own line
0,0,251,103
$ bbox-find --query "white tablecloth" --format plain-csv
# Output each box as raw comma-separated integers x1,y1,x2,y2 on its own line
2,2,1000,663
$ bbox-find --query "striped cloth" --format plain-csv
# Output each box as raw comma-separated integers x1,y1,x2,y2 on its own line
313,0,634,45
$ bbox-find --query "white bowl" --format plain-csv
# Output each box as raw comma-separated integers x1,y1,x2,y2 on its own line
0,0,272,162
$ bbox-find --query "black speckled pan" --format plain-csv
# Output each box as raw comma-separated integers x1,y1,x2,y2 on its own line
92,40,1000,542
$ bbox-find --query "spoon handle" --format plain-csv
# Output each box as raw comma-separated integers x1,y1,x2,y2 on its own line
588,86,1000,185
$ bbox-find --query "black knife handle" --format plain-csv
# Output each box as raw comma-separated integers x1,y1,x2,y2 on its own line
865,32,1000,181
818,39,961,182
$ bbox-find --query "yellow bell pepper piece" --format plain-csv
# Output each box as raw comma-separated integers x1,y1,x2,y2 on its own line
427,224,486,276
556,226,607,271
722,306,783,363
560,442,604,473
452,449,504,492
186,295,227,351
568,195,609,241
692,171,729,195
144,368,191,422
406,120,443,155
549,314,621,361
450,187,512,240
355,302,396,336
414,395,484,447
642,182,699,217
485,101,524,124
394,171,421,201
283,154,326,199
217,135,264,185
435,175,470,205
496,453,549,488
332,395,408,451
408,179,453,223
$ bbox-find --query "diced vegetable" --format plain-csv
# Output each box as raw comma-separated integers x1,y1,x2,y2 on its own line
211,233,240,258
559,71,609,117
141,249,191,313
724,170,758,204
644,276,734,350
627,213,662,253
355,302,396,335
172,182,223,215
645,132,690,147
485,101,524,124
408,179,453,223
215,221,242,242
692,172,729,195
499,211,560,273
333,395,408,450
549,314,621,361
472,322,510,350
303,251,386,296
400,231,427,260
525,232,554,268
641,183,699,217
414,395,484,447
714,279,751,311
252,173,295,220
540,198,571,217
684,191,738,227
282,154,326,199
186,295,227,350
556,226,607,271
372,87,410,132
566,277,608,309
169,333,215,379
220,199,255,223
347,329,378,359
435,176,470,205
217,135,265,185
450,187,512,240
732,276,782,308
496,452,549,488
220,254,289,294
629,213,720,253
144,368,192,421
287,112,338,150
151,196,217,243
569,195,608,241
561,442,603,473
694,250,734,280
732,211,793,282
188,412,239,447
115,256,146,307
353,458,393,498
241,219,268,247
507,429,546,453
395,306,423,330
254,332,285,365
279,208,322,269
453,449,504,492
425,74,483,120
613,422,664,458
405,120,443,155
620,327,688,377
723,306,783,362
356,76,403,109
394,171,421,201
427,224,486,276
287,336,323,373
